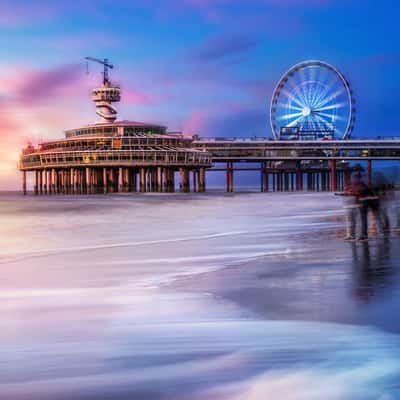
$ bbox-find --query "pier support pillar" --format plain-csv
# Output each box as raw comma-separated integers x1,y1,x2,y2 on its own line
330,160,336,192
70,168,75,194
296,163,302,191
192,170,197,193
164,169,174,192
103,168,107,194
139,168,145,192
22,171,27,195
151,169,157,192
261,161,268,192
85,168,91,194
118,168,123,192
47,170,52,194
122,168,128,192
109,169,115,193
226,162,233,193
51,169,56,194
179,168,190,193
367,160,372,186
130,169,137,192
199,168,206,192
171,169,176,192
38,170,43,194
184,169,190,192
157,167,163,192
43,169,47,194
33,170,38,195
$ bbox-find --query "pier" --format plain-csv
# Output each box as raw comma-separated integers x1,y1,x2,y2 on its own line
18,59,400,195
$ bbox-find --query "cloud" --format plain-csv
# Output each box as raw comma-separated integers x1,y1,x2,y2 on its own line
124,89,159,105
15,64,84,105
191,34,258,62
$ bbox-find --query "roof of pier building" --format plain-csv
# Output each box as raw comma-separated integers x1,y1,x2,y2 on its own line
64,120,176,139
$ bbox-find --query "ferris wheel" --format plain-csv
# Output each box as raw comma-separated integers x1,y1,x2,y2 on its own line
270,60,355,140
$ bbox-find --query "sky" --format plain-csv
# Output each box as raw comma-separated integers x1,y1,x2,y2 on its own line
1,0,400,189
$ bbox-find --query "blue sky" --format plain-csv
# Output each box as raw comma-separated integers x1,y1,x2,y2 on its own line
1,0,400,187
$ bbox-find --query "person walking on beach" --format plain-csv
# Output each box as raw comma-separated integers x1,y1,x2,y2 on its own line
364,184,390,235
342,175,367,241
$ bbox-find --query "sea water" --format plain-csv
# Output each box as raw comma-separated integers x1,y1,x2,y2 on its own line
0,191,399,399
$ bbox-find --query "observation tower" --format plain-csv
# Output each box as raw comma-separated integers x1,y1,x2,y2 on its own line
19,58,211,195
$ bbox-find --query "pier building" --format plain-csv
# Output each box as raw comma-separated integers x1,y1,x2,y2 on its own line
19,58,211,195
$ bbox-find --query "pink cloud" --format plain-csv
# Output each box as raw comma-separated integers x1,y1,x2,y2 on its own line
124,89,158,105
16,64,84,105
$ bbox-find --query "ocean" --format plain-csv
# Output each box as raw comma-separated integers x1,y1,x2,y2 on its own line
1,191,400,399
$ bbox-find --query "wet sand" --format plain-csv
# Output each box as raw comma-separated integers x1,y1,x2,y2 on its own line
172,231,400,334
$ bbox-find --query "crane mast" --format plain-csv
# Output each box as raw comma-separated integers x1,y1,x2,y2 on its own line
85,56,114,84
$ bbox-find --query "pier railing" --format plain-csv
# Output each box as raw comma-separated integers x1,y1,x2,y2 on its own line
19,150,212,170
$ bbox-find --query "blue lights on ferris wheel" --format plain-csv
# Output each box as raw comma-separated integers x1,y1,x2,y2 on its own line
270,60,355,140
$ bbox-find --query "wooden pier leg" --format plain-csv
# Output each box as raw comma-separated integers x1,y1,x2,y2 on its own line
184,169,190,192
132,169,138,192
139,168,145,192
109,169,114,193
47,170,52,194
54,170,58,194
73,168,77,194
85,168,90,194
69,168,74,194
226,162,233,193
123,168,128,192
33,170,38,195
367,160,372,186
58,170,62,194
157,167,162,192
171,170,176,192
192,170,197,193
179,168,184,192
22,171,27,195
50,169,55,194
151,169,156,192
42,169,47,194
330,160,336,192
277,172,281,192
118,167,123,193
38,170,43,194
103,168,107,194
285,172,289,192
94,168,99,193
296,162,302,191
126,168,131,192
272,173,275,191
199,168,206,192
261,161,268,193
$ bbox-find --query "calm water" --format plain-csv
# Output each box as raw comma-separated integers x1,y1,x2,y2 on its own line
1,191,400,399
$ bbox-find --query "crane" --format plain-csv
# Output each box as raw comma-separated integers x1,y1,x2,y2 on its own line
85,56,114,85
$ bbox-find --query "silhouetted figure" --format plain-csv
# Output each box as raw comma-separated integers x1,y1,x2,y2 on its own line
342,175,368,241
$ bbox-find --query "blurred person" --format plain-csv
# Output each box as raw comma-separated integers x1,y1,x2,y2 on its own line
360,184,390,234
339,174,367,241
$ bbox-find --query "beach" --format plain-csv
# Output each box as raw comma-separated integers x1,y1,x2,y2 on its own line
1,191,399,399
